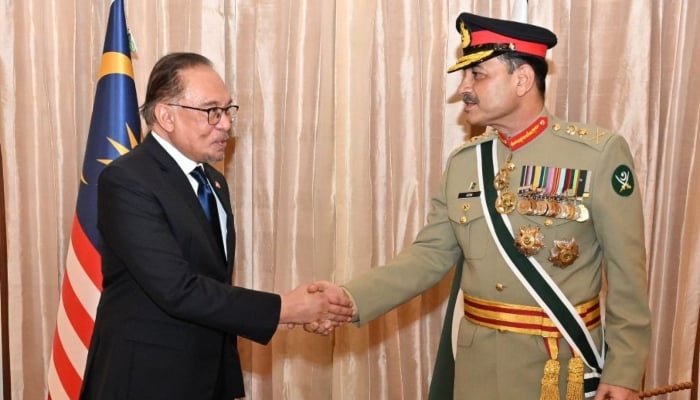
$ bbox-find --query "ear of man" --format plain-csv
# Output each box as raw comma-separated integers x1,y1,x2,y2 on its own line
154,103,176,132
514,63,536,96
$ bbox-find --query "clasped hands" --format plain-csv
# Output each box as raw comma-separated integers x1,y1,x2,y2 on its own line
279,281,355,335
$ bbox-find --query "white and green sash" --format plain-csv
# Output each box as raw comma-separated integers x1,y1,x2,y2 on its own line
476,141,603,396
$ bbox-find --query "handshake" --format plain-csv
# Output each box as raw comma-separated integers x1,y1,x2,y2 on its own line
279,281,355,335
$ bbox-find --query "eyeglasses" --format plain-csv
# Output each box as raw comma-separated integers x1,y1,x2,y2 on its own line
166,103,239,125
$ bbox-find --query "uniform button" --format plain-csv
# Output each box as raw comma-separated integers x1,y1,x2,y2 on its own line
496,283,505,291
459,216,467,224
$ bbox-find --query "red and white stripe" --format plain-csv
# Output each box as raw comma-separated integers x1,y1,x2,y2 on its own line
47,216,102,400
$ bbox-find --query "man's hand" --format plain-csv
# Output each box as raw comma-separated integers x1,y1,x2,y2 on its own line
301,281,356,335
279,282,354,334
594,383,640,400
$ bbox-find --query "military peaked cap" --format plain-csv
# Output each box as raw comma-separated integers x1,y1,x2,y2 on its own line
448,12,557,73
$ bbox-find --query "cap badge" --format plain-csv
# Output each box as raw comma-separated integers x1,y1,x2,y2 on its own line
459,20,471,48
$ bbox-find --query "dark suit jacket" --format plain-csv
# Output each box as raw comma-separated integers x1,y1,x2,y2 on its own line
80,133,281,400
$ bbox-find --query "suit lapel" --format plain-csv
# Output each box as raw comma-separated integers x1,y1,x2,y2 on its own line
142,135,229,267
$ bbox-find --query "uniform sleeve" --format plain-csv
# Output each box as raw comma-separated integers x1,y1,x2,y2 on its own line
343,158,464,325
591,135,651,389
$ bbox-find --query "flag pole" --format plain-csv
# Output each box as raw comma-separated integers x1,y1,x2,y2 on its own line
1,147,10,400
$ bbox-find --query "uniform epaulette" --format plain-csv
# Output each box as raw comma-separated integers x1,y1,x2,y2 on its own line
550,118,615,150
450,129,497,157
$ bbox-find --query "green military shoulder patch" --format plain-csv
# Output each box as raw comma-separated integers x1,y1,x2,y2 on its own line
611,165,635,196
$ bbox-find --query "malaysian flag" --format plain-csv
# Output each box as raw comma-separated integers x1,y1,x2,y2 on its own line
47,1,141,398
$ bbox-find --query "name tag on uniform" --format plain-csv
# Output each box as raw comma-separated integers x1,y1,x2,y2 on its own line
458,191,481,199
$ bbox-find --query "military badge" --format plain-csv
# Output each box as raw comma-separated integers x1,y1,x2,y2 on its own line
516,164,593,223
545,200,560,217
548,238,579,268
516,198,534,215
514,225,545,256
459,20,471,49
533,199,548,216
611,165,635,196
494,174,509,191
493,154,518,214
496,191,516,214
575,204,590,222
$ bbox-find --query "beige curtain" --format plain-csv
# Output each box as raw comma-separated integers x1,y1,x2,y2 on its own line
0,0,697,399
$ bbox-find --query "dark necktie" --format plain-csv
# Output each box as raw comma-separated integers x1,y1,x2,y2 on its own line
190,166,224,250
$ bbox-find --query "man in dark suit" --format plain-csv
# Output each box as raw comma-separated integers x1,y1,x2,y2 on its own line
79,52,353,400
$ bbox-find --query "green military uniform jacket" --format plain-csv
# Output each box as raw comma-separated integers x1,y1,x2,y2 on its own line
343,111,651,399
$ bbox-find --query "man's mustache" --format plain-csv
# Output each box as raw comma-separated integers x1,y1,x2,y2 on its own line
462,93,479,104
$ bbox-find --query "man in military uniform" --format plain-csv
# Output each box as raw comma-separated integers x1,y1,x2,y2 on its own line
309,12,650,400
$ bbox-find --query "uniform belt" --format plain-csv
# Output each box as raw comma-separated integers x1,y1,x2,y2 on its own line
463,294,601,337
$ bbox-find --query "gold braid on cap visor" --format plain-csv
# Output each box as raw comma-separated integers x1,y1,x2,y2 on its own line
447,49,495,72
447,43,518,73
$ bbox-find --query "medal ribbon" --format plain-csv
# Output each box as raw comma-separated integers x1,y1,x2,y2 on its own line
519,165,590,198
578,170,589,197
